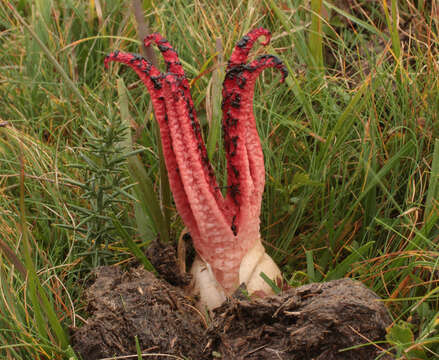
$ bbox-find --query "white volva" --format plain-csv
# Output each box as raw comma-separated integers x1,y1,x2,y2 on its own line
190,239,281,310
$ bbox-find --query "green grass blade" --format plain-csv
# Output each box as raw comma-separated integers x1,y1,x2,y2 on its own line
112,216,156,274
206,39,223,160
0,238,27,278
19,159,49,344
19,153,69,349
306,250,316,283
7,2,94,118
266,0,316,69
325,241,374,281
323,1,384,37
135,335,142,360
128,157,170,242
424,139,439,225
282,61,317,122
259,271,281,294
350,141,415,213
116,78,169,243
382,0,401,60
65,345,80,360
309,0,324,75
322,79,370,161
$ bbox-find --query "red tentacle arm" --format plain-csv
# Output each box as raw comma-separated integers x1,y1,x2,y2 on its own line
161,74,239,292
222,33,288,237
235,55,287,218
145,34,227,213
227,27,271,68
144,33,185,76
104,51,201,241
215,32,287,308
225,28,286,208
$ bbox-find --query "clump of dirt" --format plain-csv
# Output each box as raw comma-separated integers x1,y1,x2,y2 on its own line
72,268,392,360
71,266,206,359
146,239,192,287
207,278,392,359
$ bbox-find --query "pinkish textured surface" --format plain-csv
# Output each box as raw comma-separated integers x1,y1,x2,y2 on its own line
105,28,287,293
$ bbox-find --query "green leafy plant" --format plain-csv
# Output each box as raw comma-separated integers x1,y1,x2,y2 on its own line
63,112,140,265
387,321,428,359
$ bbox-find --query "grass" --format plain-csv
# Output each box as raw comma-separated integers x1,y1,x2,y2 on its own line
0,0,438,358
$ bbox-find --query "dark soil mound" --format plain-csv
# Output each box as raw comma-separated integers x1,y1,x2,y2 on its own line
207,278,392,359
71,266,207,359
72,268,392,360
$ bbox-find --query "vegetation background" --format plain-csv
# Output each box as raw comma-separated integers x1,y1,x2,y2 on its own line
0,0,438,358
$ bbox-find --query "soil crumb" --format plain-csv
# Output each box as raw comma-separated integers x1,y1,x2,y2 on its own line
72,268,392,359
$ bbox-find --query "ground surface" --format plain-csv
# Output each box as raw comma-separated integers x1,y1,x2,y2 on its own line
72,265,392,359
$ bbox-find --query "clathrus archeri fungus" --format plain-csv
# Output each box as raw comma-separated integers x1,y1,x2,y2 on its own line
105,28,287,310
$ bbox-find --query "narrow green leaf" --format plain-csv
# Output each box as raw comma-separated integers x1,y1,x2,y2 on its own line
62,178,90,189
305,250,316,282
325,241,374,281
322,79,370,161
116,78,169,242
0,238,27,278
323,1,384,37
65,345,80,360
112,217,156,274
19,155,49,343
19,152,69,349
207,38,223,160
309,0,324,75
8,2,94,118
135,335,142,360
134,201,155,242
266,0,316,68
382,0,401,60
108,148,145,165
350,141,415,213
425,139,439,224
259,271,281,294
127,157,169,241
